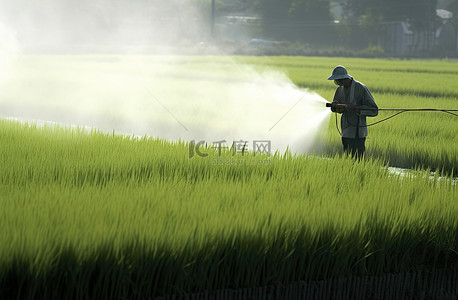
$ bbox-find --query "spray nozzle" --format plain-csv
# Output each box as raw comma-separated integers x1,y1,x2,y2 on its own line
326,102,346,113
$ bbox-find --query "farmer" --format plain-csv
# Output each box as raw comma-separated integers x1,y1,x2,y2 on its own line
328,65,378,158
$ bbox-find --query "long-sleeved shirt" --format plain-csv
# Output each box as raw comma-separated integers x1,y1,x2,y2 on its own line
332,79,378,138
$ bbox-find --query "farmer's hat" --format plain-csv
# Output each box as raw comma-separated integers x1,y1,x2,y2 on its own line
327,65,353,80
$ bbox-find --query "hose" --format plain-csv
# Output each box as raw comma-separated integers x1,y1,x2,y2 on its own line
334,108,458,136
368,108,458,126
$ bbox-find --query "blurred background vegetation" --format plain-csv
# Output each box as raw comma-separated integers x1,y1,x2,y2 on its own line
1,0,457,57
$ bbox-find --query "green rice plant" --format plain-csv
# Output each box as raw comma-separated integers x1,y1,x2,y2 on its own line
0,119,456,298
1,55,457,298
235,56,458,98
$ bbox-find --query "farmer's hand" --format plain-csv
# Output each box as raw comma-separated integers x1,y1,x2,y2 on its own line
330,102,337,112
335,103,346,113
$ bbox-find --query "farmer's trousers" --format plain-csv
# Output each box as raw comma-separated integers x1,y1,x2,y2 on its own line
342,137,366,159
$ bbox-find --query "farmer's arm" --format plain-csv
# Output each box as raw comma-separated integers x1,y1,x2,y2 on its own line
359,86,378,117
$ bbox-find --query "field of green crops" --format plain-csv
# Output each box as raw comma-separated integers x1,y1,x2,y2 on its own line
0,56,457,299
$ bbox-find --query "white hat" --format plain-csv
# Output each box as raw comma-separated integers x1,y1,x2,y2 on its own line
327,65,353,80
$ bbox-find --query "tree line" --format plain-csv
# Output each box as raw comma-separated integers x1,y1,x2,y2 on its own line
215,0,458,54
2,0,457,53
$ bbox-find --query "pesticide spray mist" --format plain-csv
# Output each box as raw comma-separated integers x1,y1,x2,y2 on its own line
0,56,331,154
0,1,332,155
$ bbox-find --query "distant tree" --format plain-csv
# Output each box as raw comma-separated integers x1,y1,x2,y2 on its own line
252,0,333,43
345,0,437,30
344,0,437,50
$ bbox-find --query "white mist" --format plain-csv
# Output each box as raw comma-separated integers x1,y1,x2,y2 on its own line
0,56,331,154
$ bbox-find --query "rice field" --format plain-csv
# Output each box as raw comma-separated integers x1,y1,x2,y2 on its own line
0,56,457,299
